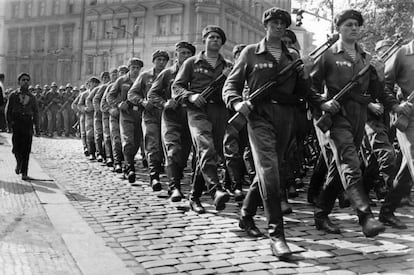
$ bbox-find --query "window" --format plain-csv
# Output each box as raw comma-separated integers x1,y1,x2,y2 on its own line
87,21,97,40
38,1,46,16
11,2,20,18
133,17,144,37
7,63,17,86
116,53,124,67
24,2,32,17
115,18,127,38
8,30,18,52
67,0,75,14
46,62,57,84
34,29,45,52
170,14,181,35
48,27,58,49
86,55,94,75
33,62,43,84
21,29,32,52
52,0,60,15
158,15,168,36
63,28,74,48
102,19,113,39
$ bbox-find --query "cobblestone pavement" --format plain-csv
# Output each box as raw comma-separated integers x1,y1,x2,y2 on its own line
26,134,414,274
0,135,82,275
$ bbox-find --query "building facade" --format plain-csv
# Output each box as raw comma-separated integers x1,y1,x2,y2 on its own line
3,0,297,87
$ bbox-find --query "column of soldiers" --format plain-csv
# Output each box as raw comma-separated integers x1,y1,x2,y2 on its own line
7,7,414,259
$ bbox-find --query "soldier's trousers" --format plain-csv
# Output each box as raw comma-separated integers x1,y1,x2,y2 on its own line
94,111,104,156
85,111,95,155
316,115,373,221
61,107,71,136
46,108,59,135
187,103,228,198
79,113,87,150
223,118,254,191
364,119,397,190
12,116,33,176
162,105,192,189
102,112,113,160
384,115,414,213
109,112,123,165
241,103,294,238
120,109,141,172
143,108,163,180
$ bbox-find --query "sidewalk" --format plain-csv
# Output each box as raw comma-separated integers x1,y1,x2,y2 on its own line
0,134,136,275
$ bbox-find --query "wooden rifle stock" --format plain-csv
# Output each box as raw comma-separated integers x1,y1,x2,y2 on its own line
393,90,414,132
315,36,404,133
228,33,340,132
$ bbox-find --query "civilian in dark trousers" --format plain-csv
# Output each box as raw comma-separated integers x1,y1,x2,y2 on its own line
5,72,39,180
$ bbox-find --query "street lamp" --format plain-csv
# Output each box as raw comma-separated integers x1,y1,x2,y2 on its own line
112,25,138,58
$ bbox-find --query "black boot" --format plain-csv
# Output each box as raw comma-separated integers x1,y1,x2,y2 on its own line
167,164,183,201
315,216,341,234
379,211,407,229
213,189,230,211
170,189,184,202
239,216,263,237
125,164,136,184
106,158,113,167
114,163,122,173
151,177,162,191
269,223,291,259
189,198,205,214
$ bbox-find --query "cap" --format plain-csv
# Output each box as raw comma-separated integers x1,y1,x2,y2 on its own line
17,72,30,81
127,58,143,68
88,77,101,84
202,25,226,44
262,8,291,27
59,85,65,90
110,67,118,74
118,65,129,73
100,71,110,79
43,84,50,90
152,50,170,62
51,82,58,88
335,9,363,27
80,85,86,91
35,84,41,90
72,86,79,91
175,41,196,55
65,83,72,89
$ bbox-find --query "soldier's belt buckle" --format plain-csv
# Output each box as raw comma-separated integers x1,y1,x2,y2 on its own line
133,106,139,111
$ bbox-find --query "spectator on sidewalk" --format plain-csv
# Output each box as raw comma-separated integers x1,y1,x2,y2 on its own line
5,72,40,180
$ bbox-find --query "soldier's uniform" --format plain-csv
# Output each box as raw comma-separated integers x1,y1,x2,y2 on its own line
223,8,327,258
100,68,118,167
89,72,110,162
59,84,73,137
85,79,101,160
311,10,401,237
382,39,414,228
128,50,169,190
33,85,45,134
72,85,88,155
172,25,232,213
107,59,143,182
147,42,196,201
44,82,61,137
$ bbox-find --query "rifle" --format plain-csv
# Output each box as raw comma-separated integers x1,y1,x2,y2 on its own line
392,90,414,132
315,35,403,133
227,33,340,132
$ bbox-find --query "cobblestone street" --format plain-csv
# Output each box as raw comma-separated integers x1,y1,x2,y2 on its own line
2,133,414,274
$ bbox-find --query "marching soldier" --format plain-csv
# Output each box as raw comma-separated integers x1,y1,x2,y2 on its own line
100,68,119,168
311,10,410,237
87,72,110,162
383,19,414,228
128,50,169,190
44,82,61,137
147,41,196,201
59,83,74,137
172,25,232,213
72,85,88,155
223,8,336,258
107,58,143,182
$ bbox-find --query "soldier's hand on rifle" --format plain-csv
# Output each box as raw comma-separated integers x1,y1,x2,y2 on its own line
118,101,129,111
301,56,315,79
141,100,154,111
223,66,232,77
370,58,385,81
189,93,207,108
164,99,178,109
233,100,253,117
394,101,413,117
320,99,340,114
368,102,384,116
